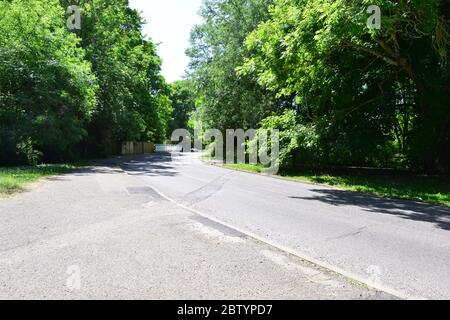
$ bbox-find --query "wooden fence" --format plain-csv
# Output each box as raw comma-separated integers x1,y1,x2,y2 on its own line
121,142,155,155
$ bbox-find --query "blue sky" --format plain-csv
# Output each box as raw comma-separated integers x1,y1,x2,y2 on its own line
129,0,203,83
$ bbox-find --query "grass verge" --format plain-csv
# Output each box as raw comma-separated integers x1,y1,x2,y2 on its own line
224,164,450,206
0,162,90,196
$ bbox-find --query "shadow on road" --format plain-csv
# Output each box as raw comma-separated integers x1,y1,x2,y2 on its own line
71,167,125,176
290,190,450,231
118,153,178,177
62,153,178,178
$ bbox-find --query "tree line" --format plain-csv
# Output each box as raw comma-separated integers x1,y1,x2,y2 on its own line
185,0,450,172
0,0,172,165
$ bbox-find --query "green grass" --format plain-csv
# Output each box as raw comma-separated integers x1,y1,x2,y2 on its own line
224,164,450,206
0,162,89,196
223,163,265,173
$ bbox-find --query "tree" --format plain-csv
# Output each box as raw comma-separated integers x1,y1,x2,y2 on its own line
0,0,97,164
168,80,197,135
0,0,171,165
187,0,281,132
60,0,172,156
241,0,450,171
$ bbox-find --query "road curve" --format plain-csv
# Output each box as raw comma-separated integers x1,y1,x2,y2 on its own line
119,153,450,300
0,156,390,300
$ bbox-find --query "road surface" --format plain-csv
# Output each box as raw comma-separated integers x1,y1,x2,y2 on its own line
0,155,391,300
119,153,450,299
0,152,448,299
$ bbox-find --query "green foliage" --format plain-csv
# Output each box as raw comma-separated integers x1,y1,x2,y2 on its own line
66,0,172,154
240,0,450,172
187,0,282,131
0,163,86,195
251,110,318,169
2,0,448,173
225,163,450,206
0,0,97,164
0,0,171,165
168,80,197,135
283,171,450,207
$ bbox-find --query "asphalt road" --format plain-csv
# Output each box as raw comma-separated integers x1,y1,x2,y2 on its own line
0,155,390,300
117,153,450,300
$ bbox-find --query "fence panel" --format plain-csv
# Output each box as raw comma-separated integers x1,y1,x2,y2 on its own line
121,142,155,155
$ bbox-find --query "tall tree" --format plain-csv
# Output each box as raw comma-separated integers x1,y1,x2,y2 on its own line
0,0,97,164
187,0,281,131
0,0,172,165
241,0,450,171
168,80,197,135
60,0,172,156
